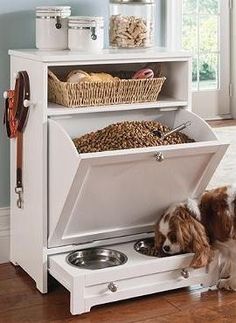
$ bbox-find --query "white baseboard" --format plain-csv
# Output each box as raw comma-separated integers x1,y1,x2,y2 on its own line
205,114,232,121
0,207,10,264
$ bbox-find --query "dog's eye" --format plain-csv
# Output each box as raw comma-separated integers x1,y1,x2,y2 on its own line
169,232,177,243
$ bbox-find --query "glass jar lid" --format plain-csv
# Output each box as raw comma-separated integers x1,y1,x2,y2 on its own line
110,0,155,4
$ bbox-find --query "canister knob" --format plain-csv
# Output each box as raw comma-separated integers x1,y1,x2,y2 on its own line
108,282,118,293
181,268,190,279
155,152,164,162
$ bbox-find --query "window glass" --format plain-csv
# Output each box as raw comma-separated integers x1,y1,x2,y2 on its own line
182,0,219,91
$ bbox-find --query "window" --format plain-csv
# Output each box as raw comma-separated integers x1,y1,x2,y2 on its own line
182,0,220,91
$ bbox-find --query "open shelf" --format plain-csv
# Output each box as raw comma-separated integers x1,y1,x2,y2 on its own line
47,97,188,116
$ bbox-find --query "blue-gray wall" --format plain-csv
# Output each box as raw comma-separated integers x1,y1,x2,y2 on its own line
0,0,164,207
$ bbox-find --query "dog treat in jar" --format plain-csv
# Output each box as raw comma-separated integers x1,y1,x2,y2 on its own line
68,16,104,52
109,0,155,48
36,6,71,50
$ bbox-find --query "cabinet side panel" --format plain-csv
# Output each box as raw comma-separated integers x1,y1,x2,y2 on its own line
10,56,48,293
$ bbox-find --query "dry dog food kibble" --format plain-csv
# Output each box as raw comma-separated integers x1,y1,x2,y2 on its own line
73,121,195,154
109,15,152,48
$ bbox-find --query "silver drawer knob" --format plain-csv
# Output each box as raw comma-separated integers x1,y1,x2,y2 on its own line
108,282,118,293
155,152,164,162
181,269,190,279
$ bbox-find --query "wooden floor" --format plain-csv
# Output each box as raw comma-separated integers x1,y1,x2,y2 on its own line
2,119,236,323
208,119,236,128
1,262,236,323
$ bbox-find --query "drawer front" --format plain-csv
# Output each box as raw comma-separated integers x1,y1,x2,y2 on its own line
83,260,219,311
85,267,205,297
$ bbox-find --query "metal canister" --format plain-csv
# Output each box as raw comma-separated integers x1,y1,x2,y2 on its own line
68,16,104,52
36,6,71,50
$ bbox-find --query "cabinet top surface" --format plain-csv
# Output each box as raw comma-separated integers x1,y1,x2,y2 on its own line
9,47,191,63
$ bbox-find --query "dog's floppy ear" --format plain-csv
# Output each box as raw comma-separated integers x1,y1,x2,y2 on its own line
175,217,185,248
189,218,213,268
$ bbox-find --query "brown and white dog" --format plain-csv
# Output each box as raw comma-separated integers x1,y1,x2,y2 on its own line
155,185,236,290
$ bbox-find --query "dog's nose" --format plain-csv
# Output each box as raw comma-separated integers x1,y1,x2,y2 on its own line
163,245,170,253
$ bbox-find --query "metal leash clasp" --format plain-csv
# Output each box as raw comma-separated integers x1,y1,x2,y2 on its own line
15,186,23,209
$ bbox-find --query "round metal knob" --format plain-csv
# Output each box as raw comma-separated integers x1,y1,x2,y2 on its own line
181,269,190,279
155,152,164,162
108,282,118,293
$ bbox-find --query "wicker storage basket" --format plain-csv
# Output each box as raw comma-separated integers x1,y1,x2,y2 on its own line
48,70,166,108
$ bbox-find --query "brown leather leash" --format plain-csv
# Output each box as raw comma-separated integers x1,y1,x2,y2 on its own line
3,71,30,208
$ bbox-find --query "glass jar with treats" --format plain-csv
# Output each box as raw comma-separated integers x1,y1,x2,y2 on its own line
109,0,155,49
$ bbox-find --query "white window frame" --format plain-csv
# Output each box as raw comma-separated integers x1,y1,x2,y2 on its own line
165,0,182,50
165,0,232,119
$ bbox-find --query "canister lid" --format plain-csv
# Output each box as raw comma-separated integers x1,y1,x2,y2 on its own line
110,0,155,4
69,16,104,27
36,6,71,17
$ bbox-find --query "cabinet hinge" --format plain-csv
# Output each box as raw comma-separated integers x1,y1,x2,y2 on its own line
229,83,233,97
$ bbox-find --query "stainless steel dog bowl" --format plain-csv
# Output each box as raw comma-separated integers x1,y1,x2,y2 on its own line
134,237,159,257
66,248,128,270
134,238,183,258
134,238,172,257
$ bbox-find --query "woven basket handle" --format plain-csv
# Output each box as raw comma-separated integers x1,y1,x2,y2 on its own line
48,70,60,82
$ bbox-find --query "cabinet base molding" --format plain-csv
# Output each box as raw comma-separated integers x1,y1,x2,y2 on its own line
0,207,10,264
